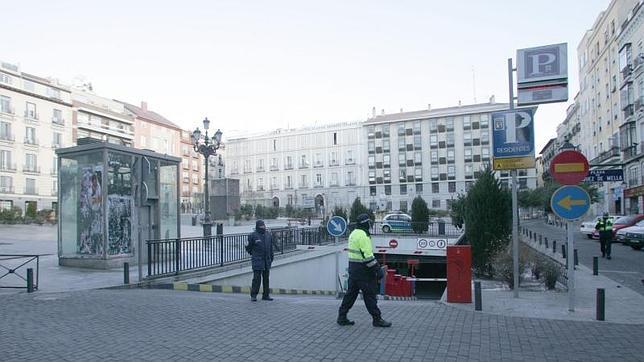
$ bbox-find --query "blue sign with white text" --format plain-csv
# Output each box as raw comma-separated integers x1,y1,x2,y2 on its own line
550,185,591,221
327,216,347,237
492,109,535,158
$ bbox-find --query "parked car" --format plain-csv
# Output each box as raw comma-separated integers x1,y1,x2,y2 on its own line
580,215,616,239
591,214,644,241
381,213,413,233
619,220,644,250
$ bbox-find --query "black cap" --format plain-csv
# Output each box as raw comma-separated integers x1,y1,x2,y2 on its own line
256,220,265,228
357,213,370,224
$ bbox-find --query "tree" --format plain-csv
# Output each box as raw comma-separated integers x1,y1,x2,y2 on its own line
332,206,348,221
26,203,37,218
449,194,466,229
463,167,512,276
411,196,429,233
349,197,373,223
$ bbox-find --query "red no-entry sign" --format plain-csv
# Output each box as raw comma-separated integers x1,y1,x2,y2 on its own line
549,150,589,185
389,239,398,248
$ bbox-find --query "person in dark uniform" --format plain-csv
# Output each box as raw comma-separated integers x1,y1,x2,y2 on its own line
595,213,613,260
337,213,391,327
246,220,276,301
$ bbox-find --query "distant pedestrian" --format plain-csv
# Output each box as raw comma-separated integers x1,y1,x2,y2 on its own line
246,220,277,301
595,212,613,259
337,213,391,327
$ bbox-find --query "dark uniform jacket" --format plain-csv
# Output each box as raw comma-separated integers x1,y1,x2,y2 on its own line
247,230,274,271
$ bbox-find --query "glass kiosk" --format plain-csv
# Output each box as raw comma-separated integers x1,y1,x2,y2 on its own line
56,142,181,269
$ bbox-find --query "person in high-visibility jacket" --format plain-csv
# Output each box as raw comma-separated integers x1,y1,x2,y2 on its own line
337,213,392,327
595,212,613,259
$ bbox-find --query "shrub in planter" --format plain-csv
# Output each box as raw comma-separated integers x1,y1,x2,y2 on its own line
531,255,546,280
543,260,560,290
492,247,528,289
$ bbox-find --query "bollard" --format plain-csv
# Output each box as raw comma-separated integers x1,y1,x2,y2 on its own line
596,288,605,321
539,234,542,243
574,249,579,267
529,231,532,239
593,256,599,276
562,244,567,259
27,268,34,293
545,238,549,248
474,281,482,311
123,262,130,284
553,240,557,254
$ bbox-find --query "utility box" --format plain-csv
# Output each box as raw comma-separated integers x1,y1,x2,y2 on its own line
446,245,472,303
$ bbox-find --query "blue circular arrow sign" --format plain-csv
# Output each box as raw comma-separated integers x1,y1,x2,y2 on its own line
327,216,347,237
550,185,591,221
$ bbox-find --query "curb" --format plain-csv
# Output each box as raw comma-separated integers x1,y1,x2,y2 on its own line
148,282,336,296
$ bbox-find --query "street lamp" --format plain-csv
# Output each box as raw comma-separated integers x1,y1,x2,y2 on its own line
191,117,223,237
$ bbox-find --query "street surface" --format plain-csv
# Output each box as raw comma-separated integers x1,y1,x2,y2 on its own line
2,288,644,361
522,219,644,296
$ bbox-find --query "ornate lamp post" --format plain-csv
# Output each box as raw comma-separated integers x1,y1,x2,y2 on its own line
191,117,222,237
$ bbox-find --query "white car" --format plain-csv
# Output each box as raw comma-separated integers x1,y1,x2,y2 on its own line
616,220,644,245
579,215,616,239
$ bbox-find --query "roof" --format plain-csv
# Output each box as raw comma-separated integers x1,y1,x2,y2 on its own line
120,101,181,130
364,102,511,125
539,137,558,155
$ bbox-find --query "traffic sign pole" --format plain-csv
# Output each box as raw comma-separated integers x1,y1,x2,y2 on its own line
508,57,519,299
567,221,575,312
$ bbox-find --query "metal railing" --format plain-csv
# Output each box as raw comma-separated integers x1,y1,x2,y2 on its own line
369,221,462,237
146,227,334,279
0,254,40,290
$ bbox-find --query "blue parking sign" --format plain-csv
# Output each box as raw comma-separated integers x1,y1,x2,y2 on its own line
492,108,535,159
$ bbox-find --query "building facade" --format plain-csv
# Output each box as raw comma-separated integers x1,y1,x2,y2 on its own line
618,1,644,214
576,0,639,214
225,122,365,215
362,100,536,213
537,138,559,185
0,61,73,212
72,91,134,147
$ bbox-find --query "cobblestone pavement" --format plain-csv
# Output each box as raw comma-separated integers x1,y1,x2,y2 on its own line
2,289,644,361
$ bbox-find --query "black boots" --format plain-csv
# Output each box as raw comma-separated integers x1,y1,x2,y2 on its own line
372,317,392,328
337,315,355,326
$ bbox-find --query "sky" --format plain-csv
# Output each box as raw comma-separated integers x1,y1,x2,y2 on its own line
1,0,611,151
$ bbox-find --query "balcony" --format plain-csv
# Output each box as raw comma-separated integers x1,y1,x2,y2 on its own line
0,186,14,193
0,133,15,142
182,177,190,183
24,188,38,195
270,165,279,171
257,186,265,191
284,185,293,190
52,117,65,126
0,106,15,115
345,159,355,165
313,161,324,168
270,185,279,191
284,164,294,170
635,54,644,70
329,161,339,167
298,183,309,188
24,111,39,121
23,165,41,174
51,143,62,149
622,64,633,83
256,166,265,172
0,162,17,172
623,104,634,120
589,146,620,165
298,162,309,169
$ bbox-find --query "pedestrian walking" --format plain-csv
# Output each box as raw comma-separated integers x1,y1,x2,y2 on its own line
337,213,392,328
246,220,276,301
595,212,613,260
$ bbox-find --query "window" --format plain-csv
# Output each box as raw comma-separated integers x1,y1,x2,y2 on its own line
463,116,471,129
398,153,405,166
481,130,489,144
382,125,390,138
465,164,473,177
432,200,441,208
370,186,377,196
447,149,455,163
192,174,199,184
400,185,407,195
399,168,406,182
480,114,489,128
257,159,264,171
25,127,36,145
431,166,439,180
0,175,12,193
273,139,277,151
482,148,490,160
430,134,438,148
331,172,338,186
383,154,391,167
385,185,391,195
368,141,375,153
286,175,292,188
629,165,639,186
429,119,437,132
398,137,405,151
346,171,355,186
368,155,375,168
257,178,264,190
346,150,353,164
300,154,308,168
416,183,423,194
414,135,422,149
463,131,472,146
25,102,37,119
316,173,323,186
414,152,422,165
398,123,405,136
300,174,308,187
432,183,439,193
368,126,375,138
383,169,391,183
0,72,11,85
0,121,11,141
447,165,455,178
413,121,421,134
53,132,62,148
25,153,37,172
25,178,36,195
446,118,454,131
383,139,390,152
24,80,35,92
286,156,293,169
330,152,338,165
0,96,11,113
271,157,279,170
448,182,456,193
52,109,63,124
0,200,12,210
464,148,472,161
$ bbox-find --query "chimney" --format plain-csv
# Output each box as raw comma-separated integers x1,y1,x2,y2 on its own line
141,101,148,111
428,104,432,111
489,95,495,104
372,106,376,118
381,109,385,115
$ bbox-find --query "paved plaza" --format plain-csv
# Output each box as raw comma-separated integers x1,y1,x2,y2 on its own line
2,288,644,361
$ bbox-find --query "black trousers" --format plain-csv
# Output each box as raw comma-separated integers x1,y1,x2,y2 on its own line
338,277,381,318
251,270,270,298
600,237,612,257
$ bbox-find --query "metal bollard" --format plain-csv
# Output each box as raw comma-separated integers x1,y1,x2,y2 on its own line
562,244,567,259
593,256,599,276
123,262,130,284
574,249,578,267
27,268,34,293
545,238,549,248
553,240,557,254
474,281,482,311
596,288,605,321
539,234,542,243
529,231,532,239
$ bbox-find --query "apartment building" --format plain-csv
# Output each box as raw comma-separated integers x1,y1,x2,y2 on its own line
556,94,582,148
179,129,203,210
363,100,537,213
537,137,559,185
618,1,644,214
123,101,181,157
576,0,638,214
72,90,134,146
225,122,365,214
0,61,73,212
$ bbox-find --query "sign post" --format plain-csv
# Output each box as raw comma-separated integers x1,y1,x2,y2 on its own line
327,216,347,295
